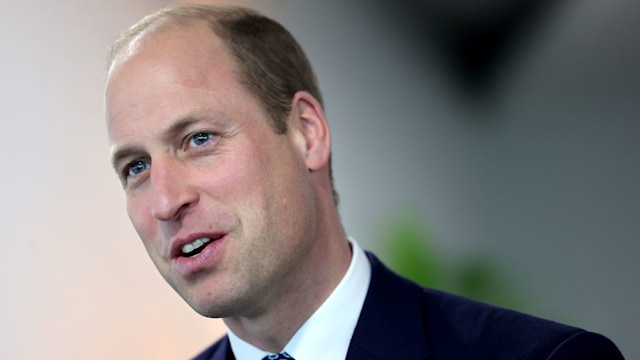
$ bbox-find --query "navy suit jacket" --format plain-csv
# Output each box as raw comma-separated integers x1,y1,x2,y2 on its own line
193,252,624,359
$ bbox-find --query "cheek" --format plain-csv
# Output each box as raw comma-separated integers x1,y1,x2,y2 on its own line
126,194,155,241
201,146,271,204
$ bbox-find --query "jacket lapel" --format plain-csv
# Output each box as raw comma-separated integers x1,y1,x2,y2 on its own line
193,336,235,360
346,252,433,360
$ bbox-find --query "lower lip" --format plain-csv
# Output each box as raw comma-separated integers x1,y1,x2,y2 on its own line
172,236,227,277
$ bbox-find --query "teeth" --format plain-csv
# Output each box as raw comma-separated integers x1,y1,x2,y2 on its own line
181,237,212,257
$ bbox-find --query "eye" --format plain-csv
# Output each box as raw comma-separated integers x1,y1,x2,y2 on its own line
126,160,150,177
189,132,213,147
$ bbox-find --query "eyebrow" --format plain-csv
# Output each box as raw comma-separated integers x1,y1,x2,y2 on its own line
110,145,144,173
160,116,201,144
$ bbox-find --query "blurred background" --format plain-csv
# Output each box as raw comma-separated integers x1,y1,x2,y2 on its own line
1,0,637,358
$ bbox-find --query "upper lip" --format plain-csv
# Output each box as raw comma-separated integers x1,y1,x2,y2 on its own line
169,232,225,259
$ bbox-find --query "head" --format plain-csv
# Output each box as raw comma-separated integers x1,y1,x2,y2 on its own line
108,5,338,203
105,5,347,320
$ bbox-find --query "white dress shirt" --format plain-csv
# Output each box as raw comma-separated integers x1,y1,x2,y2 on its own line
228,238,371,360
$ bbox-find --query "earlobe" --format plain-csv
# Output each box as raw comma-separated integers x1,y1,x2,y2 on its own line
290,91,331,171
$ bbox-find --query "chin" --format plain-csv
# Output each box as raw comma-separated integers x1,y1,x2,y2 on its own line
183,293,236,319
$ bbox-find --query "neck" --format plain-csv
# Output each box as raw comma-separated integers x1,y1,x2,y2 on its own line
224,211,351,352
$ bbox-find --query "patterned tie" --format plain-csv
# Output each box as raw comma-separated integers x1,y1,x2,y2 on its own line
262,352,294,360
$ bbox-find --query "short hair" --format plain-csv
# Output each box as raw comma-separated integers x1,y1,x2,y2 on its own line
107,4,338,204
107,5,323,133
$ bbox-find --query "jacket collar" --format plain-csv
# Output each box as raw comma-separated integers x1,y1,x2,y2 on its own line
198,252,433,360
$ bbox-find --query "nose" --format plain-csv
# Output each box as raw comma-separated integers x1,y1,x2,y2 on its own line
149,158,198,221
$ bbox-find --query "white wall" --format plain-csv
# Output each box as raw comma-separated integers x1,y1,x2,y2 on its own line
0,1,225,359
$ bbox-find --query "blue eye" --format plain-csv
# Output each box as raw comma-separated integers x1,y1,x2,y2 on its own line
190,132,211,146
127,160,150,176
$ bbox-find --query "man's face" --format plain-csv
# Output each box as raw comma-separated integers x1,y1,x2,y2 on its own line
106,24,318,318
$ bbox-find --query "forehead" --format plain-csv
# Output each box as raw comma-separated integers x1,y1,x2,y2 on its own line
105,23,237,112
109,20,231,82
105,22,243,133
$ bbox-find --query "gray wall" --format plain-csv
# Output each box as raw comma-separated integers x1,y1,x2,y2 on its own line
265,0,639,357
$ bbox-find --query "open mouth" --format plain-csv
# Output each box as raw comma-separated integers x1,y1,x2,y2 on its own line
180,237,214,258
170,234,227,275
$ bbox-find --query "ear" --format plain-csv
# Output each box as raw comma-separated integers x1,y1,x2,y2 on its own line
288,91,331,171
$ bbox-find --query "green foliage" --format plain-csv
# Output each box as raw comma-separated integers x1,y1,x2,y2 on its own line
381,215,528,312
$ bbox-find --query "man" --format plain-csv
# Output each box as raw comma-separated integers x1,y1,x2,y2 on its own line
105,4,624,360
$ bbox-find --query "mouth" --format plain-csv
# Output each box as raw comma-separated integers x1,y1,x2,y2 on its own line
171,234,224,259
170,233,227,277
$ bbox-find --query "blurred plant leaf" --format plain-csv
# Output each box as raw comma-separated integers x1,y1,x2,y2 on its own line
382,214,527,311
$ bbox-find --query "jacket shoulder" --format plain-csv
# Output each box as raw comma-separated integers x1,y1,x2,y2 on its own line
362,252,624,359
548,331,625,359
422,287,624,358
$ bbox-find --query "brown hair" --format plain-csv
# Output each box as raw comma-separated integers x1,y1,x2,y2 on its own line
107,4,338,203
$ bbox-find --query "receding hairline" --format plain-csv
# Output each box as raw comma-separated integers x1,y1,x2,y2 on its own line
106,5,257,75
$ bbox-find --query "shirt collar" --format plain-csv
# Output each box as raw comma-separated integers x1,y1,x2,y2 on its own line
228,238,371,360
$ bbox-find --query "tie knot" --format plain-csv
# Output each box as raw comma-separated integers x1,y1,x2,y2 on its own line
262,352,294,360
